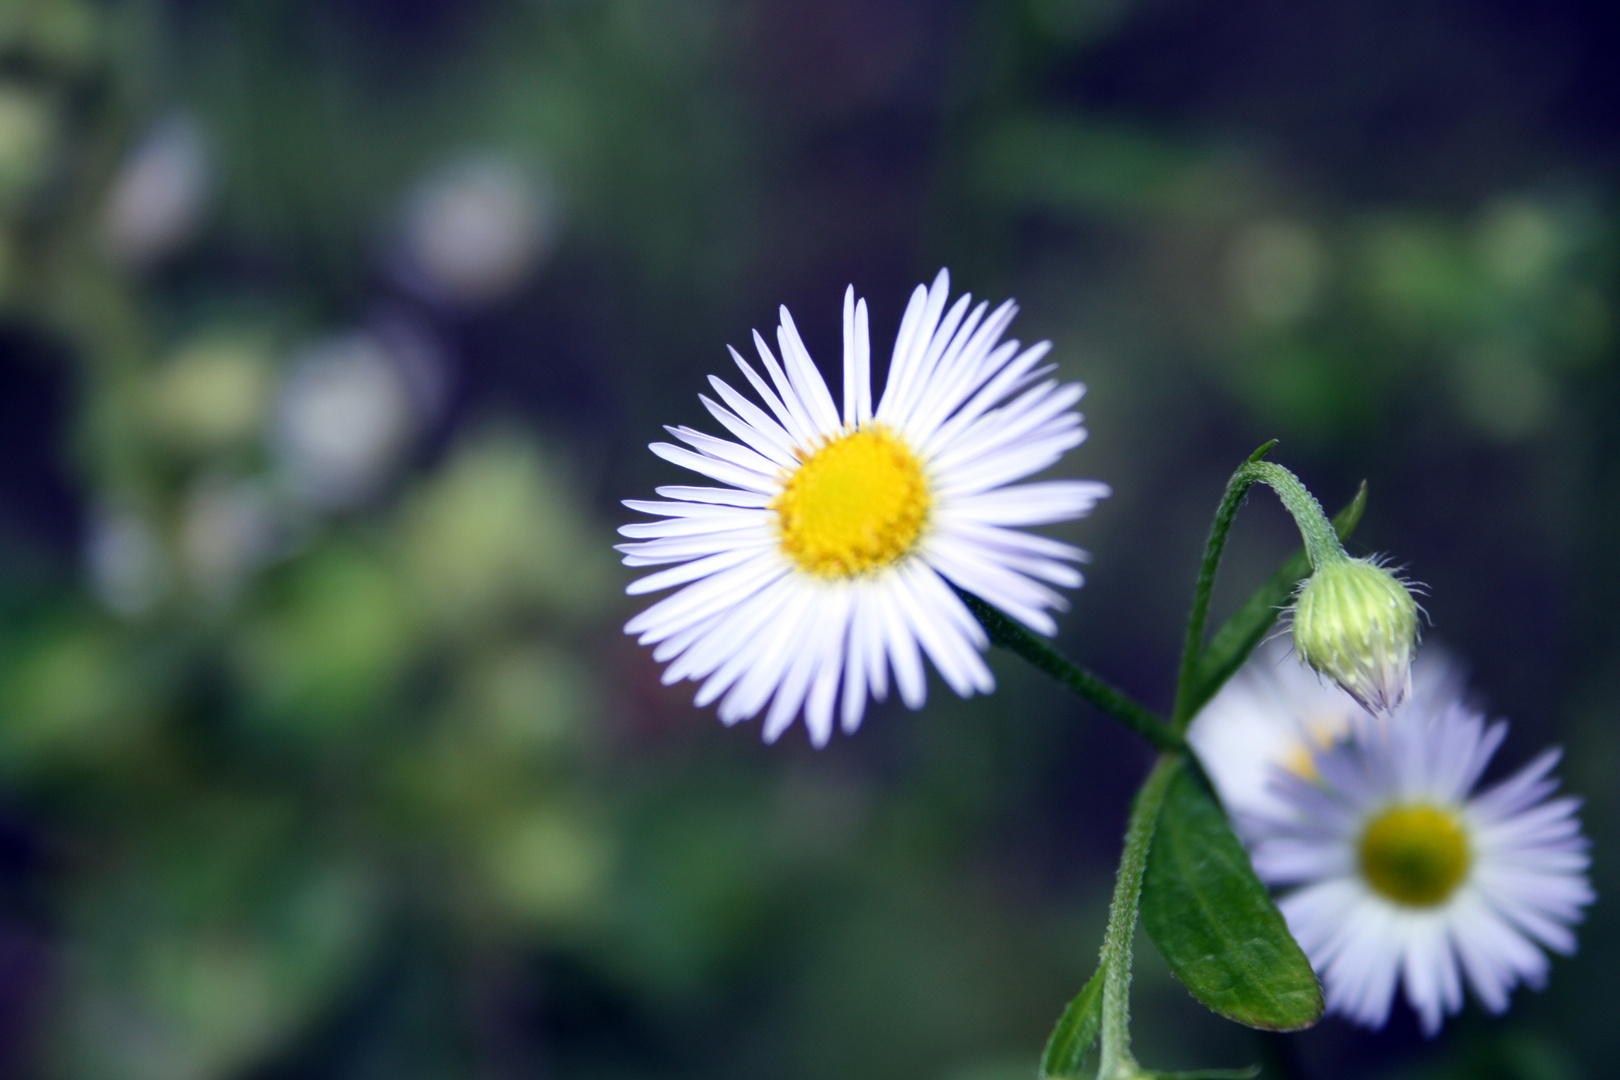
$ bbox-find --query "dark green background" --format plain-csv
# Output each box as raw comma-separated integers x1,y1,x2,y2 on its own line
0,1,1613,1078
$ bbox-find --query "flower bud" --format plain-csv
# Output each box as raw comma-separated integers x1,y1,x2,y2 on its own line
1291,557,1421,714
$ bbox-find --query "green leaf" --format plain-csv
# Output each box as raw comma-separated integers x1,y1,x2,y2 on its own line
1182,482,1366,720
1140,766,1323,1031
1041,965,1106,1078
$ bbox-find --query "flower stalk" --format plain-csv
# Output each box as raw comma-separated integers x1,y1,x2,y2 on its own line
957,588,1183,753
1096,752,1182,1080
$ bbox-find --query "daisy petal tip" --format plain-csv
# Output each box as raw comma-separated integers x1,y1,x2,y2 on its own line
1026,613,1059,637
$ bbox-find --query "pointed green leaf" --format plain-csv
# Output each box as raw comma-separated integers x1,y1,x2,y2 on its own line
1041,964,1105,1079
1182,483,1366,721
1140,766,1323,1031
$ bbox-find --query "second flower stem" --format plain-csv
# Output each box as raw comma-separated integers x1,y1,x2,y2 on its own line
1171,446,1347,730
1096,751,1183,1080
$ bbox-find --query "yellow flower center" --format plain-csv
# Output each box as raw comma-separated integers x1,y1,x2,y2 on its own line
1358,804,1472,908
774,425,930,579
1280,713,1352,781
1281,743,1320,782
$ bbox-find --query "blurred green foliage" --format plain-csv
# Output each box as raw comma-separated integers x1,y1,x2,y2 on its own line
0,0,1613,1078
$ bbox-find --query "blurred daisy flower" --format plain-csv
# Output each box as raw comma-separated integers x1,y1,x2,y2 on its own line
1189,638,1463,824
390,152,558,310
1244,695,1593,1035
619,270,1108,746
271,321,445,511
100,111,212,267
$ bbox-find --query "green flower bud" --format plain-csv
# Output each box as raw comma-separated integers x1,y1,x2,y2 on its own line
1291,556,1421,714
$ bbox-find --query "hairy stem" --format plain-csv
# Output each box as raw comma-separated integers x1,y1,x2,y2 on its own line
1171,447,1347,730
1096,752,1182,1080
1244,461,1346,572
956,589,1183,753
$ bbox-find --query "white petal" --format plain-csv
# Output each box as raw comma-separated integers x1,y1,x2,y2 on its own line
906,301,1018,438
841,286,858,428
618,511,766,539
655,484,773,508
625,543,768,596
947,480,1112,527
922,342,1055,455
667,424,784,478
707,375,798,458
616,529,774,566
897,562,994,696
777,306,841,434
873,576,927,709
729,345,815,448
622,498,767,520
649,442,777,493
625,553,787,640
924,537,1064,636
854,297,872,423
753,329,822,445
886,291,973,431
876,271,948,423
699,393,799,467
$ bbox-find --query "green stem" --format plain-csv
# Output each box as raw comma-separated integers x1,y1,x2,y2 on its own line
1096,752,1183,1080
1245,461,1345,572
955,589,1184,753
1170,447,1348,730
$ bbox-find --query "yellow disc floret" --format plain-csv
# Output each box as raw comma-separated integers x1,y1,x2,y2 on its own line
774,425,930,579
1358,804,1472,908
1280,714,1353,781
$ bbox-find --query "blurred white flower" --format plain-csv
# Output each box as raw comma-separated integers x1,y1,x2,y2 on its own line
100,112,211,267
391,153,558,309
1189,638,1462,825
179,476,278,603
85,503,170,618
270,332,421,510
1250,704,1592,1035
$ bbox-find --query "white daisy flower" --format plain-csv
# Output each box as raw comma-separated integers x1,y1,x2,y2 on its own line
1246,700,1593,1035
1189,638,1463,825
618,270,1109,746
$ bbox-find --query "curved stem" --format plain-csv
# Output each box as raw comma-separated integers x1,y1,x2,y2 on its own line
1171,455,1264,729
1096,752,1182,1080
1170,447,1348,730
1244,461,1345,572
